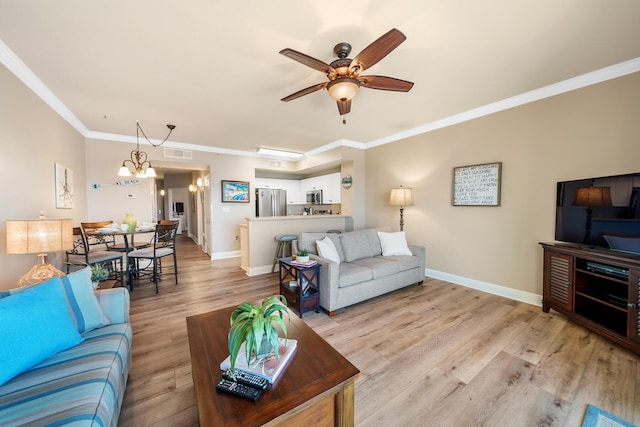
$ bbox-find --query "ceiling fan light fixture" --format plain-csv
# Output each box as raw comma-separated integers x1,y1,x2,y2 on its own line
327,78,360,102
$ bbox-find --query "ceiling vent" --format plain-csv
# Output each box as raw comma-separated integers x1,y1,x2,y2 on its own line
164,148,193,160
269,161,289,168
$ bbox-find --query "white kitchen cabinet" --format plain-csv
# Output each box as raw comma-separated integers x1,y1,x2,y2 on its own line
320,173,341,203
255,178,302,204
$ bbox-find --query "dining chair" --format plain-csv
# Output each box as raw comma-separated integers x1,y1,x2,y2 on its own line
81,221,149,252
66,227,125,287
126,222,179,293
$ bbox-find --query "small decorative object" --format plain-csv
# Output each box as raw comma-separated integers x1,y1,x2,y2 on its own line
228,295,289,374
341,175,353,190
122,213,137,232
90,263,110,289
295,249,309,263
452,162,502,206
222,180,250,203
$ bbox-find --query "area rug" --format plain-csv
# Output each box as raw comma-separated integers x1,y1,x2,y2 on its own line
582,404,636,427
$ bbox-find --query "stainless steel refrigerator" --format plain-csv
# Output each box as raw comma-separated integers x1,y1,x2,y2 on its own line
256,188,287,217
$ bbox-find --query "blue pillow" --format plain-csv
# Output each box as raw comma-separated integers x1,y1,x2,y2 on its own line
61,267,110,333
0,277,84,386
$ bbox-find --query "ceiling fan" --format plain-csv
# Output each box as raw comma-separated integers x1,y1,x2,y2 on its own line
280,28,414,116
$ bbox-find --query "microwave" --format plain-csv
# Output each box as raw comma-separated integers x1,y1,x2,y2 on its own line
306,189,323,205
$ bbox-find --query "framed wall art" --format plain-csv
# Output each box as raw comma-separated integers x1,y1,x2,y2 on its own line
452,162,502,206
55,163,74,209
222,180,250,203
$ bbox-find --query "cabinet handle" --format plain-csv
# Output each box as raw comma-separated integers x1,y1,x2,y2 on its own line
628,303,638,309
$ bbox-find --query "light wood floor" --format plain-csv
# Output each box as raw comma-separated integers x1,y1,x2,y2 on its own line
119,236,640,426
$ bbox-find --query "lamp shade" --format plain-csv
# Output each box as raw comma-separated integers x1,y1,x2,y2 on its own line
327,78,360,102
6,219,73,254
572,187,613,207
389,187,414,207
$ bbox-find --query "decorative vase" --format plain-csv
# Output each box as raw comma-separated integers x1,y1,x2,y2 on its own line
255,336,275,359
122,213,137,232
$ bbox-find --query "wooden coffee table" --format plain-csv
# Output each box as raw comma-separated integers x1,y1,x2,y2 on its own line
186,306,359,427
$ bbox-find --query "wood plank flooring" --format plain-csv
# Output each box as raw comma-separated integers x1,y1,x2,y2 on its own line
119,236,640,426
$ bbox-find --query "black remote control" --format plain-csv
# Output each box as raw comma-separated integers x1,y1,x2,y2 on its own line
215,378,262,402
223,369,269,390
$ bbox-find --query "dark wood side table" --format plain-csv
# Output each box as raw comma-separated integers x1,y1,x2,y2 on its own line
278,257,320,318
186,306,359,427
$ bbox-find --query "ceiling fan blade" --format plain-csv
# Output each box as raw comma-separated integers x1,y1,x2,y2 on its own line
349,28,407,74
337,99,351,115
279,48,336,76
281,82,328,102
359,75,414,92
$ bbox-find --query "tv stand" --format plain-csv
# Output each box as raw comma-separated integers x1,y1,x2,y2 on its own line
541,243,640,354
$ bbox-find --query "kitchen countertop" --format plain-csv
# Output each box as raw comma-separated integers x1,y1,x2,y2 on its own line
246,214,348,221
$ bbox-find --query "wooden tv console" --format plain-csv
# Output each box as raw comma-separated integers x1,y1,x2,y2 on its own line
541,242,640,354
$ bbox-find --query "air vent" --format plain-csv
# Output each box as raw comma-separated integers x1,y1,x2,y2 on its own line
164,148,193,160
269,161,289,168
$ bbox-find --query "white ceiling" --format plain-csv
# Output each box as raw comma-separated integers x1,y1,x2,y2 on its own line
1,0,640,159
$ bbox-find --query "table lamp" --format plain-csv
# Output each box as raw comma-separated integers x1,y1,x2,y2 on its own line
572,186,612,245
6,219,74,287
389,186,414,231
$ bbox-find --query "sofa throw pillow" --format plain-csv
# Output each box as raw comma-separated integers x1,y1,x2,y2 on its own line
378,231,413,256
0,277,84,386
316,236,341,264
61,267,111,333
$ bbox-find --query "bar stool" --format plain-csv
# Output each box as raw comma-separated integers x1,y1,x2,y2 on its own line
273,234,297,273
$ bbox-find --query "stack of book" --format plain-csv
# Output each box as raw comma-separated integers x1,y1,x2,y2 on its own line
290,259,317,267
220,338,297,383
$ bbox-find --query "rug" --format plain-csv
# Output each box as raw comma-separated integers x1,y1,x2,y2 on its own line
582,404,636,427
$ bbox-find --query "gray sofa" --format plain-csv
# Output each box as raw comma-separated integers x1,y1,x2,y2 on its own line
294,229,425,314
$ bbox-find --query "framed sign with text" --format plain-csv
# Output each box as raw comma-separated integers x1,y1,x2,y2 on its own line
452,162,502,206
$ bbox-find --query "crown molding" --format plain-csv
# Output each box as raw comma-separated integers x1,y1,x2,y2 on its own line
366,57,640,149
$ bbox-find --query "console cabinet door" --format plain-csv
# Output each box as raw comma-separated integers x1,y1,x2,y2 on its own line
629,270,640,345
543,250,573,313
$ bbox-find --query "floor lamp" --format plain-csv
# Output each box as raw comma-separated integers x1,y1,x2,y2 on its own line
572,187,612,245
389,186,414,231
6,218,74,287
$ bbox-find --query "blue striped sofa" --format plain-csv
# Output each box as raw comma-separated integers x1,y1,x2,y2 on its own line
0,284,131,427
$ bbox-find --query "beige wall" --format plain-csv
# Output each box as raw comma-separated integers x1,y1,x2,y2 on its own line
0,65,87,290
365,72,640,297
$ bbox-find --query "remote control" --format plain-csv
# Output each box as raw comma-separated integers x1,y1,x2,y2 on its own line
215,378,262,402
223,369,269,390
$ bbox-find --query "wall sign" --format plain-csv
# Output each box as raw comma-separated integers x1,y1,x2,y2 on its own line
452,162,502,206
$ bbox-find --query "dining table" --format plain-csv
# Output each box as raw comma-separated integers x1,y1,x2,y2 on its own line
85,227,156,289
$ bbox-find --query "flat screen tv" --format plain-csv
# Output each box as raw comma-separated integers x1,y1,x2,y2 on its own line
555,172,640,255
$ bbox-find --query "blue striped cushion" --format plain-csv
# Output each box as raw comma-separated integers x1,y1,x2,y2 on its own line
61,268,110,333
0,323,132,426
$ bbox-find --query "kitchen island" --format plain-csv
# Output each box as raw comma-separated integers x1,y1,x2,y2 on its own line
240,215,352,276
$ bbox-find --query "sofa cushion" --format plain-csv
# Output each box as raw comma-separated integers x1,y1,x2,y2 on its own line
377,255,421,272
340,230,374,262
352,257,401,279
365,229,383,256
61,267,111,333
338,263,373,288
316,236,341,264
0,278,84,386
299,232,344,262
0,323,132,426
378,231,413,256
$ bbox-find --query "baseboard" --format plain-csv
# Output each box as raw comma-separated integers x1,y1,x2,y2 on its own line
425,268,542,306
245,265,274,276
212,250,241,260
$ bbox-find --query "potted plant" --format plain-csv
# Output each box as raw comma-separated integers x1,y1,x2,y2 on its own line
228,295,289,373
90,263,110,289
295,249,309,263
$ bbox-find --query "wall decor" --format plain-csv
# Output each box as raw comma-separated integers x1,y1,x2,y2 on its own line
55,163,74,209
222,180,250,203
341,175,353,190
452,162,502,206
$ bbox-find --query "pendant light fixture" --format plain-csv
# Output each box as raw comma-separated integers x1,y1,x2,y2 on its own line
118,121,176,178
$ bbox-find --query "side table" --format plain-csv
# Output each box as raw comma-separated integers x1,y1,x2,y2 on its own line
278,257,320,318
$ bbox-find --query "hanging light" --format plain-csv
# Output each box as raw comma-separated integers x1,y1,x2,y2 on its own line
118,121,175,178
327,77,360,102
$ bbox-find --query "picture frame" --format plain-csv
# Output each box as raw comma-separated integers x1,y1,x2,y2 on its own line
452,162,502,206
222,180,250,203
55,163,74,209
